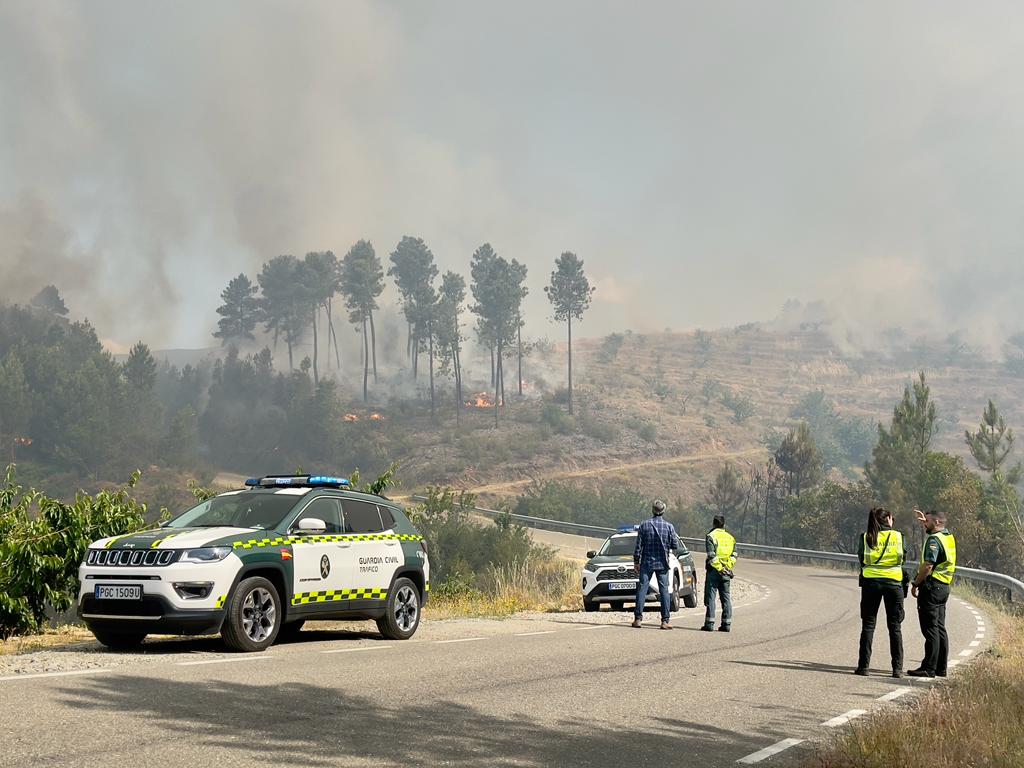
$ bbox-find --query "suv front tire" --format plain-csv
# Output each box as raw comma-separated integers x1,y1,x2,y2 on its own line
376,577,421,640
222,576,281,652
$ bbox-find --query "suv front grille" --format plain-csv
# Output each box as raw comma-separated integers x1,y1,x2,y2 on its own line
597,567,638,581
87,549,179,567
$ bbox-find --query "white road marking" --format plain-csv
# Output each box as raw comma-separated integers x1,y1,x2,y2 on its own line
0,668,111,682
975,633,985,640
321,645,393,654
969,641,981,647
177,656,273,666
515,630,557,637
434,637,485,644
736,738,803,764
877,687,912,702
821,709,867,727
958,649,973,657
949,660,961,667
574,625,612,631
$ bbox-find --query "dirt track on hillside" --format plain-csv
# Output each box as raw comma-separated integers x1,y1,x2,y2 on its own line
463,446,764,498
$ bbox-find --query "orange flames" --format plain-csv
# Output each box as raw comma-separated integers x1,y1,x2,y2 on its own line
466,392,501,408
369,413,384,421
343,412,384,423
343,413,360,422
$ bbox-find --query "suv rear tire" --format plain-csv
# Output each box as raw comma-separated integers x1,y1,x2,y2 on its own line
669,575,681,612
376,577,421,640
683,590,698,609
93,630,147,650
222,576,281,652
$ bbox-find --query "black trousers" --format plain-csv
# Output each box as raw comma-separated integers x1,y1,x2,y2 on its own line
917,579,950,674
858,579,904,671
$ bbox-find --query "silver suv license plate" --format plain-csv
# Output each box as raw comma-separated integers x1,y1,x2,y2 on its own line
95,585,142,600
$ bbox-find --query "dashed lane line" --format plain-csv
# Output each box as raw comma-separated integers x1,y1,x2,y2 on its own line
515,631,557,637
736,738,804,764
177,656,273,667
958,649,973,657
0,668,111,682
573,625,612,631
321,646,394,654
821,709,867,728
969,640,981,647
434,637,486,645
877,687,912,702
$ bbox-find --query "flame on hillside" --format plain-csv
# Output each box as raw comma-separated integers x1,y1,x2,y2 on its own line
369,412,384,421
466,392,502,408
343,413,360,422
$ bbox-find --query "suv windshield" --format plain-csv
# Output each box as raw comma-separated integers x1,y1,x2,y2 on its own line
168,492,300,530
599,535,637,556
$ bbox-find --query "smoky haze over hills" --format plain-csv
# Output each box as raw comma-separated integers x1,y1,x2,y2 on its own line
2,2,1024,356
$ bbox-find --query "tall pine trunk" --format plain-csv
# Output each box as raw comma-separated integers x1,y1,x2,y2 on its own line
311,308,319,385
362,317,369,402
287,337,294,372
494,343,501,428
370,311,378,383
517,318,523,397
567,315,573,415
327,299,341,369
490,345,495,387
428,318,435,419
453,343,462,427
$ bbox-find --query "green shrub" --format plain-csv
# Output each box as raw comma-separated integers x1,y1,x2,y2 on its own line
540,402,575,435
407,487,554,589
0,465,152,637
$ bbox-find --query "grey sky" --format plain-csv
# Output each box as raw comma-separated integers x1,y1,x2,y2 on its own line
2,2,1022,354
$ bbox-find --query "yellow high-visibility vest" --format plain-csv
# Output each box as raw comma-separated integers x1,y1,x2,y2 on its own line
922,530,956,584
861,530,904,581
708,528,736,571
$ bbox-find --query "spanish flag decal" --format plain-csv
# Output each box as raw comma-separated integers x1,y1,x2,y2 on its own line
280,548,293,561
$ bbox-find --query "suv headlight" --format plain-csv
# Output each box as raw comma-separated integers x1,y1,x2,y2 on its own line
584,563,601,574
180,546,232,563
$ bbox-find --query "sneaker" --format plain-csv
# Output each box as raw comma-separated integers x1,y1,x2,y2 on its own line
853,668,868,676
660,622,672,630
700,625,714,632
631,619,642,628
907,668,935,678
718,625,731,632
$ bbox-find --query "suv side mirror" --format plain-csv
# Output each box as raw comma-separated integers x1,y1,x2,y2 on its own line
586,550,597,558
296,517,327,534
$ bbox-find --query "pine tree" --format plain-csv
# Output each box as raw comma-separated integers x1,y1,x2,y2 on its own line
213,273,260,344
544,252,595,415
340,241,385,402
123,341,157,390
966,400,1021,484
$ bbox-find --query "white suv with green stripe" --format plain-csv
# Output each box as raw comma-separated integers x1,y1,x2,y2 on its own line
77,475,429,652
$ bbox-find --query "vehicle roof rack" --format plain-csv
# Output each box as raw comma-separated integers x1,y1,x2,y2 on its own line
244,474,351,489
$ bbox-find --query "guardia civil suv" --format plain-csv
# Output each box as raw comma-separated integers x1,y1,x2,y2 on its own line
581,526,698,612
78,475,429,652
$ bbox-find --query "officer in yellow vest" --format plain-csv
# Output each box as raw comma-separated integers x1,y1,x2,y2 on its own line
855,507,907,677
908,509,956,678
701,515,736,632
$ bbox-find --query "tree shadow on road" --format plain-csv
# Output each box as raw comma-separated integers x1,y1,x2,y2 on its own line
57,673,773,767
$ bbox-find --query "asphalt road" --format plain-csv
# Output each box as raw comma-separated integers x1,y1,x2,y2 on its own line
0,556,987,767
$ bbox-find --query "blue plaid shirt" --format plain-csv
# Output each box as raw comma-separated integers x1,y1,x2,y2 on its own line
634,516,680,571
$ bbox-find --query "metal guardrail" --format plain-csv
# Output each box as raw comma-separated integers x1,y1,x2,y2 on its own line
409,496,1024,602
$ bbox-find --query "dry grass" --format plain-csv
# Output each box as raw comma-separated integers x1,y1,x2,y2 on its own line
0,624,94,656
424,557,580,620
803,593,1024,768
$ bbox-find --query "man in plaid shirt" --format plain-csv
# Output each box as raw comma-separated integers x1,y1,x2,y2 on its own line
632,500,680,630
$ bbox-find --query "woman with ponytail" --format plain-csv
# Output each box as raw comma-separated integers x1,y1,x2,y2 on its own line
855,507,907,678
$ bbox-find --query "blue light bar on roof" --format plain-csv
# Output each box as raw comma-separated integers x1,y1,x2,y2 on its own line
309,476,350,487
244,478,260,486
617,524,639,533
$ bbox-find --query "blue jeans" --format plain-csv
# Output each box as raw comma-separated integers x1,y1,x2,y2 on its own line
704,569,732,627
634,565,671,622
